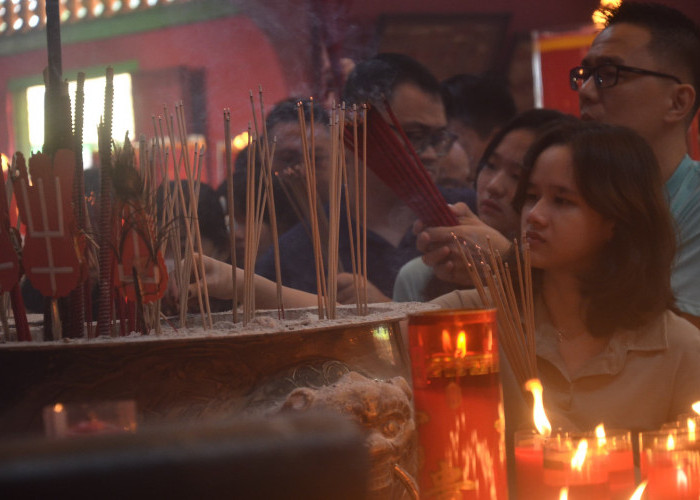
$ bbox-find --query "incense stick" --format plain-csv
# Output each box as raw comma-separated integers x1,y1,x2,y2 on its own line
223,109,238,323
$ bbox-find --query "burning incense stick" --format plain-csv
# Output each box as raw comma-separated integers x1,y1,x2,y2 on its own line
223,109,238,323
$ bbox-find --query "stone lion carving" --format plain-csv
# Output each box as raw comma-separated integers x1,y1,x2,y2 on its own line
246,361,418,499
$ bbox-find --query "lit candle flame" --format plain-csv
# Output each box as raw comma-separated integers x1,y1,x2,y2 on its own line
629,480,647,500
559,486,568,500
441,329,452,353
455,331,467,358
688,418,696,442
595,423,607,448
571,439,588,472
692,401,700,415
53,403,64,413
666,434,675,451
677,468,689,490
525,378,552,437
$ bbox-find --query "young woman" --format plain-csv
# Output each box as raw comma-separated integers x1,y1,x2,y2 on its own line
434,120,700,432
393,109,569,302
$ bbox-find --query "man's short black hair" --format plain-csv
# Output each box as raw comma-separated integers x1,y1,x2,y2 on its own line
341,53,441,106
265,98,329,131
441,73,517,139
603,2,700,115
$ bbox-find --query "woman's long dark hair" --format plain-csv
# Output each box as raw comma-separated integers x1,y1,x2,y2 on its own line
513,120,676,336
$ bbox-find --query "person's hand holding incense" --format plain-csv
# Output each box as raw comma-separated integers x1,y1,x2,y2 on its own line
415,202,512,284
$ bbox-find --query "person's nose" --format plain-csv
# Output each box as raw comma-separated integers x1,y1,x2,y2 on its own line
485,170,507,197
525,199,547,227
577,74,598,104
419,144,438,168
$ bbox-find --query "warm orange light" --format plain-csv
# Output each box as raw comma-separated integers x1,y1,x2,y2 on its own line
688,418,696,442
53,403,64,413
0,153,8,173
676,469,689,490
571,439,588,472
525,378,552,437
595,423,607,448
666,434,676,451
441,329,452,353
559,486,568,500
455,331,467,358
629,480,647,500
692,401,700,415
232,131,249,151
592,0,622,28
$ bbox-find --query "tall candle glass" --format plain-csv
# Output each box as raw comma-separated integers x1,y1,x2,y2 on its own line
408,308,506,499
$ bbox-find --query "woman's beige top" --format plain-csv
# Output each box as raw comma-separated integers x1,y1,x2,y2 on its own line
433,289,700,432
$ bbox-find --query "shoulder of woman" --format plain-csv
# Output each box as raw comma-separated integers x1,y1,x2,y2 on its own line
663,310,700,349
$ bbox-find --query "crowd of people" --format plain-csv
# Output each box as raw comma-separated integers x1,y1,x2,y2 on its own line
177,1,700,437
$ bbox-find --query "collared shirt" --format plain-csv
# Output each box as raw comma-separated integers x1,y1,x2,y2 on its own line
666,155,700,316
432,288,700,433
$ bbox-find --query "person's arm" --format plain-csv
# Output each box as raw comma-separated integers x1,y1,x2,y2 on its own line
187,254,319,310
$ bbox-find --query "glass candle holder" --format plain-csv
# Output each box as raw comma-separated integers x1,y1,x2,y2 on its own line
43,400,137,438
601,429,635,500
639,428,700,500
407,308,506,499
514,428,549,500
543,431,610,500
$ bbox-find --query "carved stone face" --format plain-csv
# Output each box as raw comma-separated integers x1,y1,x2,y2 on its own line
281,371,416,499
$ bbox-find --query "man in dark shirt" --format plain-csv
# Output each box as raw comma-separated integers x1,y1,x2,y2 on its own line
256,53,467,300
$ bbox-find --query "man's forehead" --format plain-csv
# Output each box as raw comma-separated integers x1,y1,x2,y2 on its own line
583,23,653,65
387,82,446,129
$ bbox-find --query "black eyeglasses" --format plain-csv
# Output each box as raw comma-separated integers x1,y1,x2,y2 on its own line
569,63,682,90
394,126,457,157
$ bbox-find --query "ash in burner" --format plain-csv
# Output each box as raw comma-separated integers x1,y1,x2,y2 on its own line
245,360,418,499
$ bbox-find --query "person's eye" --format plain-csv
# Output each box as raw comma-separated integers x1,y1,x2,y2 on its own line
524,191,538,203
481,161,496,171
554,196,573,206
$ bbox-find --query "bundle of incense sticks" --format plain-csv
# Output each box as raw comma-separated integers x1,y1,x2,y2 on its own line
342,102,458,228
453,236,537,388
152,103,213,329
237,87,285,324
297,100,328,318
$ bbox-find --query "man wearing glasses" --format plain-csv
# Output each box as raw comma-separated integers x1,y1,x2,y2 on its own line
256,53,457,301
570,2,700,328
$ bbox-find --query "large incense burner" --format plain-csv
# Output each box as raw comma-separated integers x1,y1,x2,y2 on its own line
0,303,435,499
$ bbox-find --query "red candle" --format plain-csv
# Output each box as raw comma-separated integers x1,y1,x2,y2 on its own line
640,429,700,500
408,308,507,499
514,430,553,500
543,433,610,500
599,428,635,500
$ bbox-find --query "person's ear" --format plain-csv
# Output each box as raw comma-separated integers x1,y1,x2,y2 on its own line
666,83,696,124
